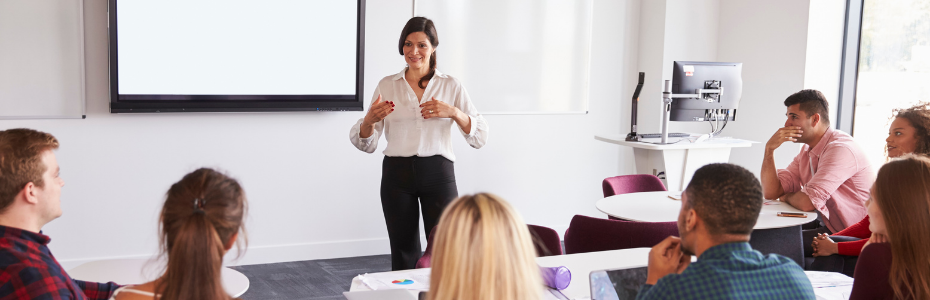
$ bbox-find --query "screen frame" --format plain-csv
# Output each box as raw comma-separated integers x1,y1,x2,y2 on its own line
107,0,366,113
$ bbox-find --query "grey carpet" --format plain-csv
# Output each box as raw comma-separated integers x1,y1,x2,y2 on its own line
230,254,392,300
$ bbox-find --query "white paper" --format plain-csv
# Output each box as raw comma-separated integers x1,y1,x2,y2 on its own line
359,270,431,291
806,271,854,300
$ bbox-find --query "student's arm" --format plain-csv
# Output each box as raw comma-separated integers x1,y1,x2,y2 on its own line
73,279,121,300
762,127,804,200
781,191,816,212
800,145,863,215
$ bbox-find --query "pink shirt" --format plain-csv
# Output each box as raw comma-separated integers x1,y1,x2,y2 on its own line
777,128,874,233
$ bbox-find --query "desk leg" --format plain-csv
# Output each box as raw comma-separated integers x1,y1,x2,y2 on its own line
749,226,803,266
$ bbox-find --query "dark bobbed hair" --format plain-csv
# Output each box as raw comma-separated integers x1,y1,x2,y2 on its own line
157,168,247,300
398,17,439,89
684,163,763,235
892,102,930,156
784,89,831,126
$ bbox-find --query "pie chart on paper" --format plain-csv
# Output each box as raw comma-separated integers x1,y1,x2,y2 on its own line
391,279,415,285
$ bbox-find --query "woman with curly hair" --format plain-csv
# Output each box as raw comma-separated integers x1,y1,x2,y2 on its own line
809,102,930,276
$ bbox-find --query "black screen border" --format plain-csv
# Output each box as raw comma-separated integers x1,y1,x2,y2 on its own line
107,0,366,113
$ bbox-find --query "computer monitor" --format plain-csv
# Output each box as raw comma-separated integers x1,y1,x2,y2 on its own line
670,61,743,122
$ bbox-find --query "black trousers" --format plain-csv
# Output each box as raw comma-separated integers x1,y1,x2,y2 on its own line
381,155,458,270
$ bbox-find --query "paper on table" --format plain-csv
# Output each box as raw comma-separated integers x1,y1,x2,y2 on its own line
805,271,854,300
359,270,431,291
668,193,682,200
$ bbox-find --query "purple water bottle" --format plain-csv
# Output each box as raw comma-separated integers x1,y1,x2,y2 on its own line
540,265,571,290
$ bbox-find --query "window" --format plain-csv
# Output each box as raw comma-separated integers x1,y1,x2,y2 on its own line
839,0,930,170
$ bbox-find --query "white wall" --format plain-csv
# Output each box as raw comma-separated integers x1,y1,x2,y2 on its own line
0,0,837,269
0,0,640,269
716,0,814,174
635,0,824,176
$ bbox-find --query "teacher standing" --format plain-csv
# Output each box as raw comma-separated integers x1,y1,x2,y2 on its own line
349,17,489,270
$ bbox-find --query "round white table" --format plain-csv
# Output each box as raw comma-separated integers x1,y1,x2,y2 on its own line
596,191,813,265
596,191,813,229
68,258,250,297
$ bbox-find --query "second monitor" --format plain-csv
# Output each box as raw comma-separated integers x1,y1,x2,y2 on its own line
669,61,743,122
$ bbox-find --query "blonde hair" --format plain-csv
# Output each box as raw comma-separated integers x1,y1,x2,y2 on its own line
427,193,543,300
873,155,930,299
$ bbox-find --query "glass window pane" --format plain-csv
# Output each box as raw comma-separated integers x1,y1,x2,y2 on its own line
852,0,930,170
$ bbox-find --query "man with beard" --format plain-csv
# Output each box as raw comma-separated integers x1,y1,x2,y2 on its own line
636,163,815,300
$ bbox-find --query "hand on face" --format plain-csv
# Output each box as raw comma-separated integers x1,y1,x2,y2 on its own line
811,233,838,257
363,95,394,126
646,236,692,285
766,126,803,151
420,98,459,119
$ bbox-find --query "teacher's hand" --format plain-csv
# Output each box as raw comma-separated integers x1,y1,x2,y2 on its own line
363,95,393,127
420,97,461,119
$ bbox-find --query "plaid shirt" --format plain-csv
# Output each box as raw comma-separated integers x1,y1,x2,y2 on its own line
637,242,815,300
0,225,119,300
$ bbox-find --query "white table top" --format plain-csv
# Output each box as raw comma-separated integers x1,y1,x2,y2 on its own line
67,258,250,298
595,134,756,150
349,248,655,300
595,191,812,230
349,248,849,300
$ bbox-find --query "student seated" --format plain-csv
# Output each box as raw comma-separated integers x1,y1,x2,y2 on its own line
638,163,815,300
110,168,247,300
0,128,120,299
427,193,543,300
849,155,930,300
810,102,930,276
761,89,873,250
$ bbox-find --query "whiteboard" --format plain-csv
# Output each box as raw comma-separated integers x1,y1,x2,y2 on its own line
0,0,85,119
416,0,593,114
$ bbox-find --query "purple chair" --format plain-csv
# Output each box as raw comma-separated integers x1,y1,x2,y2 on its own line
602,174,667,198
563,215,678,255
850,243,894,300
602,175,667,220
415,228,437,269
415,224,563,268
528,224,563,257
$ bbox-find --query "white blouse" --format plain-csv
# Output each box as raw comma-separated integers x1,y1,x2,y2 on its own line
349,68,489,162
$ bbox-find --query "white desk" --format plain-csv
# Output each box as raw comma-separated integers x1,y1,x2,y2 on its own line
595,191,811,265
349,248,850,300
596,191,812,230
595,134,756,191
349,248,654,300
68,258,250,297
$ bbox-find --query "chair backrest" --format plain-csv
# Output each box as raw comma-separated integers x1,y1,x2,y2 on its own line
563,215,678,254
416,224,563,268
528,224,563,257
850,243,894,300
415,227,437,269
602,174,667,198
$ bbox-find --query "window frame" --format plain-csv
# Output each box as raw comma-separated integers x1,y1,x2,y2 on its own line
836,0,865,133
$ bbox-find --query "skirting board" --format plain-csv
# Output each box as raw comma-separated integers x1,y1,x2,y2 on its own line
57,223,570,271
